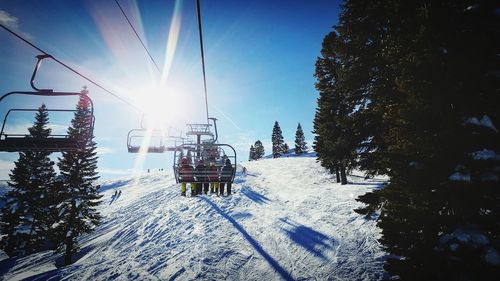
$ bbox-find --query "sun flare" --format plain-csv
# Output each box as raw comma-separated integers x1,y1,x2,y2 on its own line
132,84,185,129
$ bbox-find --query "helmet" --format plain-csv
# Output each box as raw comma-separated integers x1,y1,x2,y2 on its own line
197,159,204,165
225,158,231,165
181,157,188,165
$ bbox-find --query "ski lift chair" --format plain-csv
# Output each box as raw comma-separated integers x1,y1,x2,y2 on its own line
0,55,95,152
173,143,236,184
126,129,166,153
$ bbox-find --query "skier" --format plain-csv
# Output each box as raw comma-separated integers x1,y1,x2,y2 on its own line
220,158,233,196
195,158,207,195
179,157,194,196
242,166,247,175
208,162,219,195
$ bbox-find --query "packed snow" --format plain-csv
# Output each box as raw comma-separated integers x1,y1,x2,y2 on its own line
0,156,387,280
465,115,499,133
472,149,500,161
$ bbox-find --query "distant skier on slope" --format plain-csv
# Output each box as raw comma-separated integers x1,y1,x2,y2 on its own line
220,158,233,196
179,157,194,196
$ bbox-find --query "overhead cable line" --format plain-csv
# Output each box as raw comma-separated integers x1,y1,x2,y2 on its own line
0,22,142,113
196,0,210,122
113,0,161,74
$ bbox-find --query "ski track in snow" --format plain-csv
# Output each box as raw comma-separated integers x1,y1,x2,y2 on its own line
0,157,386,281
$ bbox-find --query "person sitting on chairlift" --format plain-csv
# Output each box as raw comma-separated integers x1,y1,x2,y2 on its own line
195,158,207,195
208,162,219,195
220,158,233,196
179,157,194,196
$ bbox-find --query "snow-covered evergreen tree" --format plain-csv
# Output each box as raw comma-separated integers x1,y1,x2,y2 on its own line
272,121,285,158
54,90,102,265
248,145,255,161
294,123,307,155
0,104,56,256
254,140,265,160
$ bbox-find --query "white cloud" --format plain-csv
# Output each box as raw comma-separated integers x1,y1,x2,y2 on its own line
0,10,32,39
2,122,31,135
0,159,14,180
0,159,14,170
1,122,69,136
47,123,69,135
96,146,114,155
0,10,19,30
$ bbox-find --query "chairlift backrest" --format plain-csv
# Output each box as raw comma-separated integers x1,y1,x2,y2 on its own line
0,55,95,152
0,91,95,152
126,128,166,153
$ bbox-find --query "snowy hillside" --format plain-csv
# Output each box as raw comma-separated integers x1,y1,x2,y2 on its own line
0,156,387,280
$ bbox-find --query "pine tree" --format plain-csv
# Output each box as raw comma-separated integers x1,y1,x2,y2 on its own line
254,140,265,160
294,123,307,155
322,0,500,278
313,31,355,185
272,121,285,158
283,143,289,155
55,90,102,265
248,145,255,161
0,104,56,256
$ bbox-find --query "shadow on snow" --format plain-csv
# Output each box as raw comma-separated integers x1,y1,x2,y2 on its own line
279,218,335,261
99,179,132,193
240,187,271,205
201,197,293,281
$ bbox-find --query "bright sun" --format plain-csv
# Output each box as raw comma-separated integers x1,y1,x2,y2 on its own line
133,84,185,129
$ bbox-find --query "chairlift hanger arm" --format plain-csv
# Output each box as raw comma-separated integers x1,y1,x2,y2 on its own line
30,55,53,92
209,117,218,143
0,22,141,113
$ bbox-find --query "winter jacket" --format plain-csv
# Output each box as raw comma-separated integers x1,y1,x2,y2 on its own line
179,164,194,182
220,164,233,182
195,164,207,182
208,165,219,182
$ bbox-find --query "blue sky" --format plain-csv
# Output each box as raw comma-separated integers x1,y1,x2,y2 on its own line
0,0,341,179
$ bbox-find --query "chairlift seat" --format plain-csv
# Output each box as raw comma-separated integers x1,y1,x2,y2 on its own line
173,143,237,184
127,145,165,153
0,56,95,153
126,128,166,154
0,92,95,153
165,146,182,152
0,135,85,152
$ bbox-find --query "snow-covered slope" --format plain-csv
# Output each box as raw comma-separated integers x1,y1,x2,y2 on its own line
0,157,386,281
